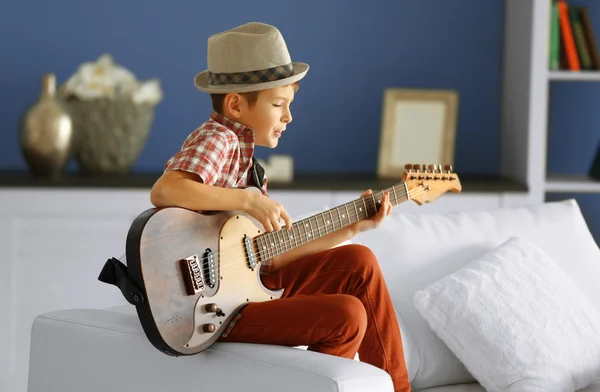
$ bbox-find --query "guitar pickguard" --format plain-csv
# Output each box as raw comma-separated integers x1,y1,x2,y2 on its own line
182,214,284,350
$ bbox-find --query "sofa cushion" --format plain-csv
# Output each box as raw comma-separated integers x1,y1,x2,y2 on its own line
29,307,395,392
353,199,600,389
414,236,600,391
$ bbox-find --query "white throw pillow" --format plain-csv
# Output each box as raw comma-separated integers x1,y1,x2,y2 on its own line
413,236,600,392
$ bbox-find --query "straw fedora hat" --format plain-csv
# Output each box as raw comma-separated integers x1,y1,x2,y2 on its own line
194,22,309,94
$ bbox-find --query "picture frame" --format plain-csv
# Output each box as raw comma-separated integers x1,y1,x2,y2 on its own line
377,88,459,179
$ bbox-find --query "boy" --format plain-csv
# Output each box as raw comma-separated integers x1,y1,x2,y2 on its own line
150,22,411,392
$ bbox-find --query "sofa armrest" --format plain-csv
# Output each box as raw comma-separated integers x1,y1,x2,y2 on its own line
28,308,394,392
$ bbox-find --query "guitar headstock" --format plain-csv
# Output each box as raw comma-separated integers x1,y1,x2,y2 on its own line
402,164,462,205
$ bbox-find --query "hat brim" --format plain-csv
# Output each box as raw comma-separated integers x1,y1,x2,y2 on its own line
194,62,309,94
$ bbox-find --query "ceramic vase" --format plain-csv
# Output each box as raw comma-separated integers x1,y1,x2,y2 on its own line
20,73,73,177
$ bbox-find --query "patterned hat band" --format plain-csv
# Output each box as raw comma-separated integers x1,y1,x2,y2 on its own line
208,63,294,86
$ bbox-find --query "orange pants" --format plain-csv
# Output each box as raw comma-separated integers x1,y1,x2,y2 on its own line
217,244,411,392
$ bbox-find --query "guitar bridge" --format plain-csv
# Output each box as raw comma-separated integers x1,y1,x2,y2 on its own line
180,250,218,296
180,254,204,295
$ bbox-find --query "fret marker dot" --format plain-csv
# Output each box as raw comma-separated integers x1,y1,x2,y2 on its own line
359,208,362,211
342,214,346,218
280,239,283,243
308,233,311,237
271,243,274,247
327,220,330,224
305,224,308,228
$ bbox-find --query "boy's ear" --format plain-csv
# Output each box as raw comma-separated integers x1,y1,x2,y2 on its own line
223,93,243,118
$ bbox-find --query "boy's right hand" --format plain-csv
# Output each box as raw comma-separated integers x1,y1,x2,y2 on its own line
244,191,292,232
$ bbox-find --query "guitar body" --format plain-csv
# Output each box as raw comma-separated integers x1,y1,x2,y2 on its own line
126,200,283,357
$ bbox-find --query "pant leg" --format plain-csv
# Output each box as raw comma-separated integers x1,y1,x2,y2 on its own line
217,292,367,359
261,244,411,392
219,244,410,392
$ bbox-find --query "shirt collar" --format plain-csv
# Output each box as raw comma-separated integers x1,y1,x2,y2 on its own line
210,111,254,142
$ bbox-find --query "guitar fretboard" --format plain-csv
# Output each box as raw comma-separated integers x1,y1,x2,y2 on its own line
254,183,409,262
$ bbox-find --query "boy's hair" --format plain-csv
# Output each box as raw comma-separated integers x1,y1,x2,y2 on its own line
211,81,300,113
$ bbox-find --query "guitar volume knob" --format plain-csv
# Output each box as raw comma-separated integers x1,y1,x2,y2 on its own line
202,323,216,333
205,303,218,313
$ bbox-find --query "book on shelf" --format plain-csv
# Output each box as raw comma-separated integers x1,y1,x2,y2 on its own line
550,1,600,71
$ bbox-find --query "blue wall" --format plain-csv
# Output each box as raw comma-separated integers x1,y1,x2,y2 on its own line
1,0,599,242
0,0,503,174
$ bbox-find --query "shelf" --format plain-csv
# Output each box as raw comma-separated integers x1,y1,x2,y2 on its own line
545,174,600,193
548,70,600,82
0,170,528,193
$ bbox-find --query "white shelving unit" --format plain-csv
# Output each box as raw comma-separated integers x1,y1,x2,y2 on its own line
549,70,600,81
502,0,600,205
545,174,600,193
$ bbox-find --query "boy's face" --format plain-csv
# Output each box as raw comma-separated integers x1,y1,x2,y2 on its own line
235,85,295,148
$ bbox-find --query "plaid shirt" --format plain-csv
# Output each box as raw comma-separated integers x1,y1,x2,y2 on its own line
164,111,272,273
164,111,268,195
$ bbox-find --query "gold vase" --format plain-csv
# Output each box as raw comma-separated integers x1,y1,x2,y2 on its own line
20,74,73,177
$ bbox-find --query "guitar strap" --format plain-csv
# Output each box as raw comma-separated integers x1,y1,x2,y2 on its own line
98,257,144,305
249,157,266,190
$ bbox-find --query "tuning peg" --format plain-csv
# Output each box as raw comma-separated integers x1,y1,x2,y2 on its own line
428,164,437,172
413,164,421,172
443,164,453,173
404,164,413,172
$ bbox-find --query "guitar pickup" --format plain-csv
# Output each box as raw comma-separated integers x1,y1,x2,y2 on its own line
244,235,258,270
202,249,217,288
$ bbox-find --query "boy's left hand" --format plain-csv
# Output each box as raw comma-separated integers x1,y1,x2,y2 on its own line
349,189,392,236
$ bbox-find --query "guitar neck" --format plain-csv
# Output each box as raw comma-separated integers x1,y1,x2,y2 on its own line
254,182,410,261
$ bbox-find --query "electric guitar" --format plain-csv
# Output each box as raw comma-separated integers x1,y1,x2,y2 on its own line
120,164,461,356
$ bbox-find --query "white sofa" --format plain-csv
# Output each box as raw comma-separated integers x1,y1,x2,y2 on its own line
27,199,600,391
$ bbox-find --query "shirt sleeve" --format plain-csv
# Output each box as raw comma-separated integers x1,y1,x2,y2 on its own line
164,131,230,185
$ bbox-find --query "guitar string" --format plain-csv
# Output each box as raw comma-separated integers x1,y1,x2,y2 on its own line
207,182,452,275
202,190,394,283
211,186,404,265
216,183,452,283
241,181,449,265
186,187,400,264
213,183,444,272
230,195,385,269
